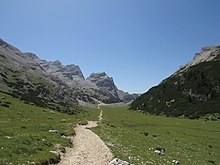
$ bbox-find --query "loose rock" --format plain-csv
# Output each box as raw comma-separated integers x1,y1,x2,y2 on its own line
109,158,132,165
5,136,12,139
50,151,60,156
172,160,180,164
49,129,58,133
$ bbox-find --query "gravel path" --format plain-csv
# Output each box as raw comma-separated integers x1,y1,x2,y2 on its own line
58,110,113,165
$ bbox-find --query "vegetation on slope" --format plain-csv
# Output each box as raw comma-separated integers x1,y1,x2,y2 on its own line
130,54,220,118
0,65,83,115
93,106,220,164
0,92,99,164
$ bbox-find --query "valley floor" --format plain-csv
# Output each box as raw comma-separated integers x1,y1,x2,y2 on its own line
92,107,220,165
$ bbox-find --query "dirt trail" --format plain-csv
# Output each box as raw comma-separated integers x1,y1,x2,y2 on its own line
98,110,103,122
58,110,113,165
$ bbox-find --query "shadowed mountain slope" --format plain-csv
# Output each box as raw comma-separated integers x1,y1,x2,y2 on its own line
130,45,220,118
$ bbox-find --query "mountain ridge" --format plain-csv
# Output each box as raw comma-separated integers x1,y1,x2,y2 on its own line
130,45,220,118
0,38,138,109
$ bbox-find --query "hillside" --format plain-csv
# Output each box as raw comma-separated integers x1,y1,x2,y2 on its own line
130,45,220,118
0,39,137,108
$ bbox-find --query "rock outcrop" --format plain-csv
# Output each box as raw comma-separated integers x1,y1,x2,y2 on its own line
176,45,220,75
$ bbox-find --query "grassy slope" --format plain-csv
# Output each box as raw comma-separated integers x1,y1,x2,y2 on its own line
0,92,99,164
93,106,220,164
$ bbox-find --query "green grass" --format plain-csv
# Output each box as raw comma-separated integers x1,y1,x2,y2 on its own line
93,106,220,164
0,92,99,164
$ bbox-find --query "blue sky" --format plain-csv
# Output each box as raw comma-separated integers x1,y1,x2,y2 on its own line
0,0,220,93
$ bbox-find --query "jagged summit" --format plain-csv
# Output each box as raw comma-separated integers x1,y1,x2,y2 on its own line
200,45,220,53
86,72,118,98
87,72,114,85
51,60,62,66
24,52,40,60
87,72,109,78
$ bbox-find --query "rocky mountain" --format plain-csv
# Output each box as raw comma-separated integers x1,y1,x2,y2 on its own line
0,39,137,109
85,72,118,98
0,39,79,113
130,45,220,118
80,72,138,104
24,53,85,86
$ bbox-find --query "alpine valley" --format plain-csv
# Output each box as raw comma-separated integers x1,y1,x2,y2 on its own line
1,38,220,165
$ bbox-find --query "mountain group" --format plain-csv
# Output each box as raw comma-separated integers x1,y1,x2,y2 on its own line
1,38,219,118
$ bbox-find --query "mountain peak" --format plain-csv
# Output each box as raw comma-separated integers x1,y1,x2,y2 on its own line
51,60,62,66
87,72,112,82
88,72,108,78
24,52,39,59
200,45,220,53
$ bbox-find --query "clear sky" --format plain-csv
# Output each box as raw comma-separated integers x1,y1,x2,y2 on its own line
0,0,220,93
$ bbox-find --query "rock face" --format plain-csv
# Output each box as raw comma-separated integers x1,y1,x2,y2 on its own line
24,53,85,86
175,45,220,75
86,72,119,98
81,72,139,103
44,62,85,86
0,39,136,107
131,45,220,118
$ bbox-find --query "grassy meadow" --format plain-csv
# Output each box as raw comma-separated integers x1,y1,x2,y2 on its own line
93,106,220,165
0,92,99,164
